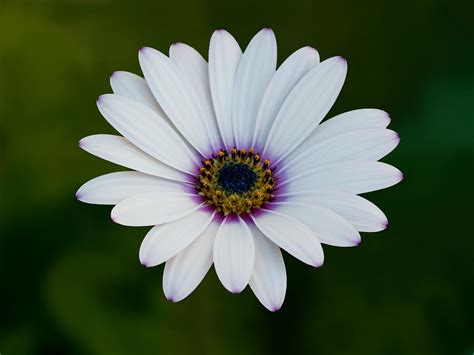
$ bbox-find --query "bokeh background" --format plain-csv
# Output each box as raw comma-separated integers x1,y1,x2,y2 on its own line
1,0,473,354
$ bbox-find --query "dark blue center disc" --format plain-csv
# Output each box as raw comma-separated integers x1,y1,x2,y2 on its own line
217,163,257,194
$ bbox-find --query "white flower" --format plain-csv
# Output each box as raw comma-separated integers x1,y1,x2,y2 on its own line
77,28,402,311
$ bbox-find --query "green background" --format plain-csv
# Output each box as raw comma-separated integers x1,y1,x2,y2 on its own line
1,0,473,354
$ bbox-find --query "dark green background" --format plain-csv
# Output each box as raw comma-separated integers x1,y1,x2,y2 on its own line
1,0,473,354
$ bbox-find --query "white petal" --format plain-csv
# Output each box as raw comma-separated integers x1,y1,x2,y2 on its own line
280,129,400,175
111,191,201,227
76,171,186,205
251,210,323,267
139,209,215,268
232,28,277,148
252,46,319,149
280,190,388,232
169,43,222,151
263,57,347,163
97,94,198,174
163,220,218,302
79,134,189,182
139,47,220,156
313,109,391,141
282,161,403,194
208,30,242,149
292,109,391,158
271,202,361,247
249,225,286,311
110,71,166,117
213,216,255,293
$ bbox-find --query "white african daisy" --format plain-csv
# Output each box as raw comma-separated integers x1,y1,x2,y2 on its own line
77,28,402,311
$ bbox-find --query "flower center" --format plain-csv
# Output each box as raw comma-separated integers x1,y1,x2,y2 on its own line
218,163,257,194
196,148,275,216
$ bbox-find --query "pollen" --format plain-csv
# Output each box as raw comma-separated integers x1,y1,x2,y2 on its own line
196,148,276,216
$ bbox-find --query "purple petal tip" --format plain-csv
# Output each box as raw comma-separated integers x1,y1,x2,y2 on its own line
75,192,81,200
313,260,324,268
140,258,154,268
337,56,347,62
303,46,318,55
270,306,281,312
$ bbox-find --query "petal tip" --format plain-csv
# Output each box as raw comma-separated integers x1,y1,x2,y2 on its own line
312,260,324,268
139,47,152,55
382,111,392,125
337,56,347,63
230,287,244,294
270,305,282,312
165,295,176,302
213,29,229,38
96,94,111,106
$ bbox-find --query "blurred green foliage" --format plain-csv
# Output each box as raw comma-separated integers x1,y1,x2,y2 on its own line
0,0,473,354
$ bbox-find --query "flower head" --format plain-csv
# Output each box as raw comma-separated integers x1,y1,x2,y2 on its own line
77,29,402,311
